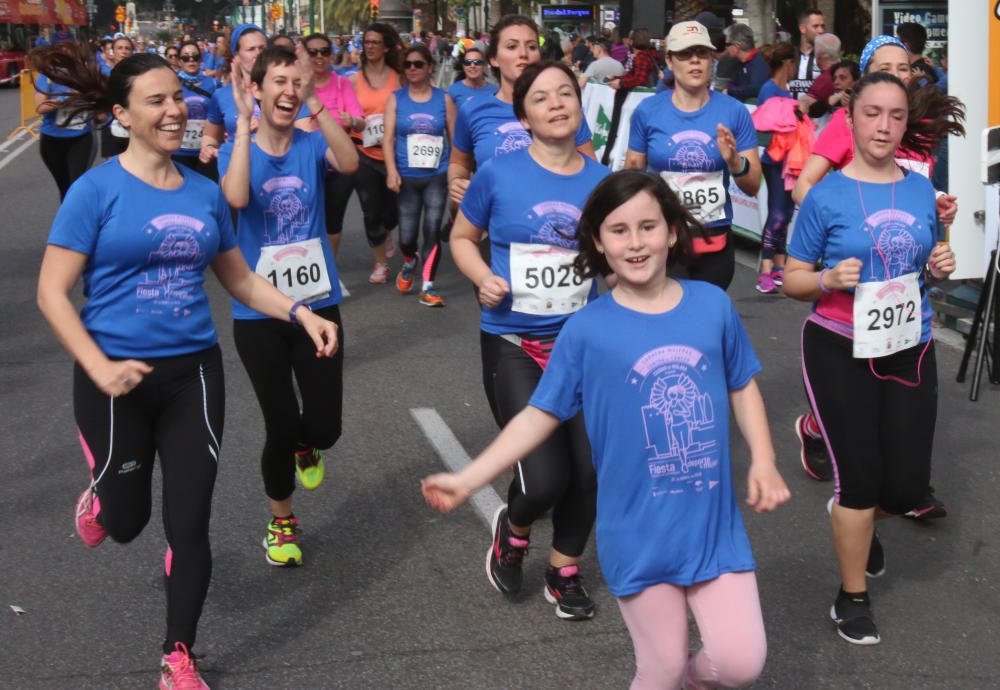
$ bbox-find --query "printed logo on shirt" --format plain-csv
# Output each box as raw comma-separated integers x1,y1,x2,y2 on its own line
667,130,716,172
407,112,437,134
628,345,720,497
526,201,583,249
137,214,210,316
860,209,924,280
259,176,310,246
493,121,531,157
186,95,210,120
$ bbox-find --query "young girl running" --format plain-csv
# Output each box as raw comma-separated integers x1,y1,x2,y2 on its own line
33,48,338,688
425,169,790,688
784,72,959,645
451,60,610,620
219,45,358,568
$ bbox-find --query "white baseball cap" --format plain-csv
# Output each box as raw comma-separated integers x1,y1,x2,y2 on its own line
666,21,715,53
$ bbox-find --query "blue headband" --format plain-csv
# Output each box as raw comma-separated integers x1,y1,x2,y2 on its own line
859,35,907,74
231,24,264,56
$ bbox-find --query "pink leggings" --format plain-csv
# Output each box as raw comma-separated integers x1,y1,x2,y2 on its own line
616,572,766,690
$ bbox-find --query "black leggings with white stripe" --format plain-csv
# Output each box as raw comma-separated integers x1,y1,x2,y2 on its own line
73,345,224,655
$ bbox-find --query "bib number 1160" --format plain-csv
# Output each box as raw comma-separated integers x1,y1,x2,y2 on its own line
267,263,322,290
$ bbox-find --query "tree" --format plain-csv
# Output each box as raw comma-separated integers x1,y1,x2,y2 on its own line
674,0,707,21
326,0,372,34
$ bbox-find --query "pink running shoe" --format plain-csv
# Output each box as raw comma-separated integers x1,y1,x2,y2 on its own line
75,488,107,547
160,642,210,689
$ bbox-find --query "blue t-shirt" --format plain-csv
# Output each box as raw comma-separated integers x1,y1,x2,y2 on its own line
447,79,498,107
789,170,937,342
756,79,791,107
453,94,593,168
47,159,237,358
394,85,449,178
35,74,92,138
530,283,760,595
176,74,219,157
460,149,610,335
628,90,756,229
218,130,343,320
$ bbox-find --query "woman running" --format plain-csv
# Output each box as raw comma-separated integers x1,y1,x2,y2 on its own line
624,21,760,290
32,42,96,201
448,15,594,207
304,31,364,258
165,45,180,72
33,48,338,688
425,170,789,688
219,45,358,568
350,22,402,284
446,44,497,107
784,71,960,645
753,42,798,294
789,36,963,516
451,61,610,620
384,44,456,307
100,35,134,160
173,40,219,180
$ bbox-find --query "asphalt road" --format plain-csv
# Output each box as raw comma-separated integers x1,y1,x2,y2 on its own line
1,88,999,689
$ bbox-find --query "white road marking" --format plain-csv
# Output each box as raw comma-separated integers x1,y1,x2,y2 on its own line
410,407,502,528
339,278,350,297
0,130,36,172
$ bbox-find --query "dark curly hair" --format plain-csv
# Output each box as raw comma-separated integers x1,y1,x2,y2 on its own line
573,170,704,278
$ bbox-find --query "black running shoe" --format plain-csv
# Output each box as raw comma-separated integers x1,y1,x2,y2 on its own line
903,485,948,521
795,414,833,482
486,505,528,596
544,564,596,620
830,590,881,645
866,531,885,579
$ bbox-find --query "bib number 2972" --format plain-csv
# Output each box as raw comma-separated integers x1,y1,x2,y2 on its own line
852,271,921,358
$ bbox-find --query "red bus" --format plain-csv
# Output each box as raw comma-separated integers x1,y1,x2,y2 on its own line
1,0,89,84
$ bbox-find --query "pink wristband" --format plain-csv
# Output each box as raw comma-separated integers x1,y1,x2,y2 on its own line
818,268,833,294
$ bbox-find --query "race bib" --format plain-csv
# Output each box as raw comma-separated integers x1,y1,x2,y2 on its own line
509,242,591,316
406,133,443,169
852,271,922,358
362,114,384,148
110,119,130,138
255,237,332,303
660,169,726,225
182,120,205,150
896,158,930,179
56,108,88,130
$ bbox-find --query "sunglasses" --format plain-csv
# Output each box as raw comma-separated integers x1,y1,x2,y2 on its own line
307,47,332,57
403,60,426,69
671,47,713,61
166,53,179,59
179,54,201,62
463,58,485,66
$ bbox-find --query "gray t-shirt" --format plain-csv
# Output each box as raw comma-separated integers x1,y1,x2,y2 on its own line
583,56,625,83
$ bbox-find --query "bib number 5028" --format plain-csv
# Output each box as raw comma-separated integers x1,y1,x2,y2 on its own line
523,264,584,290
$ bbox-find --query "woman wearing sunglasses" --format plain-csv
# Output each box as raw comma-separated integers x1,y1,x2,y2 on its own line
173,40,220,180
304,32,364,258
384,44,456,307
349,22,402,284
165,46,180,72
447,44,497,107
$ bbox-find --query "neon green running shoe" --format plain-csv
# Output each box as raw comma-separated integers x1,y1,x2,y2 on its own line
262,515,302,567
294,447,324,490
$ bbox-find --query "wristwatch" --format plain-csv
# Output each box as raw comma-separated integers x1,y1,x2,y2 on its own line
289,300,310,327
731,155,750,178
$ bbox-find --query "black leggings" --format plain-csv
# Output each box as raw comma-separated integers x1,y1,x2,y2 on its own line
233,305,345,501
480,331,596,558
324,169,355,236
674,230,736,290
174,154,219,182
74,346,224,654
802,321,937,513
39,132,96,201
354,152,398,248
